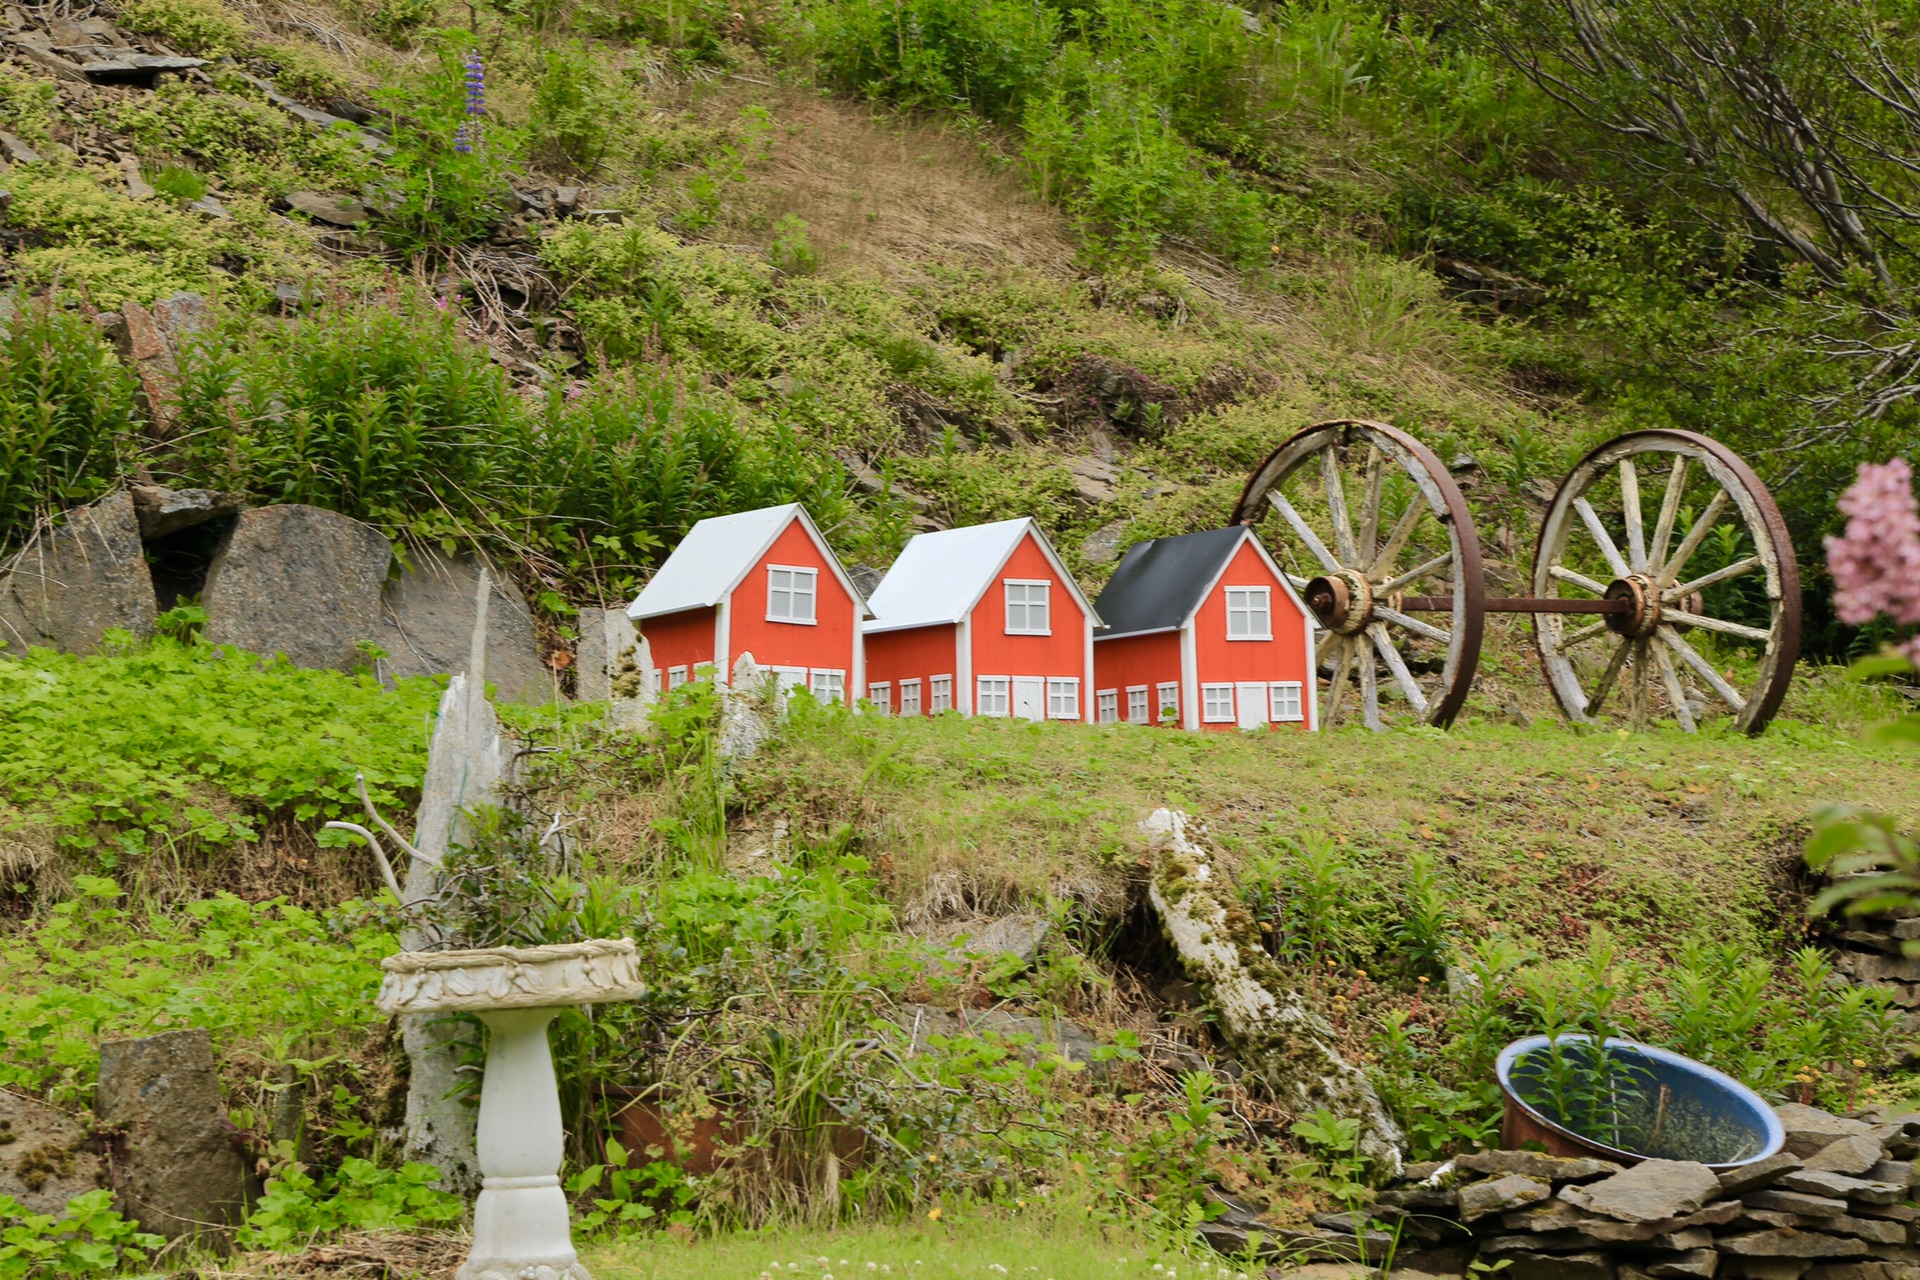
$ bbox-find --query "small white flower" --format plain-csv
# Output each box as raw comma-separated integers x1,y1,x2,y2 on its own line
990,1266,1008,1275
1153,1268,1164,1274
867,1266,878,1273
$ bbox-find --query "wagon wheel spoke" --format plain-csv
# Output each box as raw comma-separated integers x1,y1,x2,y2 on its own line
1628,638,1652,732
1267,490,1343,573
1548,564,1608,596
1370,499,1424,577
1564,620,1609,648
1574,496,1632,579
1288,573,1312,591
1619,459,1647,572
1660,610,1772,644
1658,625,1748,715
1368,622,1430,717
1379,551,1452,596
1359,446,1385,564
1358,636,1382,730
1658,489,1729,587
1584,638,1634,720
1374,606,1450,646
1649,455,1689,572
1321,446,1359,565
1652,640,1697,732
1325,637,1355,727
1664,555,1763,602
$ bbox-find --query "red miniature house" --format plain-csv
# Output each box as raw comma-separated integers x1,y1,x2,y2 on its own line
1092,527,1318,731
626,503,869,704
863,518,1100,721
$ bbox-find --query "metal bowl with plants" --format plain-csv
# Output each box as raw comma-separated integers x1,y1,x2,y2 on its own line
1496,1034,1785,1172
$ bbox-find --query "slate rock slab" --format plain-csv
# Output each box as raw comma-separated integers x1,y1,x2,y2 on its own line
1644,1249,1719,1278
282,190,371,225
202,504,391,670
0,1091,102,1216
1721,1151,1807,1196
1456,1150,1623,1183
1721,1228,1871,1259
376,546,553,704
96,1028,248,1240
130,484,246,539
1562,1159,1721,1224
1780,1169,1908,1204
0,491,157,656
1779,1105,1876,1158
1495,1250,1614,1279
1460,1174,1552,1222
1810,1135,1891,1177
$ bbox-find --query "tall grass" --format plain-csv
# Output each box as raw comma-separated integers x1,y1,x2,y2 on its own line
0,300,138,553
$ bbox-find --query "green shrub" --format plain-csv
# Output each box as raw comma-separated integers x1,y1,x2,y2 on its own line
0,301,138,555
236,1159,463,1249
528,41,629,176
116,0,252,59
373,39,519,253
0,1189,163,1278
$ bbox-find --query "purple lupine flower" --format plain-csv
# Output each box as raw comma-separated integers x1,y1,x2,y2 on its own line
455,50,485,152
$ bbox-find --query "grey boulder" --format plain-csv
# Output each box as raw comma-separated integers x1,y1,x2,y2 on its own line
96,1028,249,1241
129,484,246,540
202,504,391,670
0,1091,103,1216
0,491,157,656
376,546,554,704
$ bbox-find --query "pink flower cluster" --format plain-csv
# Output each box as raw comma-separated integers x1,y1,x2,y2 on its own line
1826,457,1920,662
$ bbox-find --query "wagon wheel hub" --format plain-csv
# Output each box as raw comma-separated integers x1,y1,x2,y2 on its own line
1305,570,1374,636
1603,574,1663,639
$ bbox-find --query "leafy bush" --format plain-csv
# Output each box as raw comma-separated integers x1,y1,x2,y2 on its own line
0,878,390,1107
373,40,519,253
116,0,253,59
0,634,438,860
236,1159,463,1249
0,302,137,554
0,1190,163,1278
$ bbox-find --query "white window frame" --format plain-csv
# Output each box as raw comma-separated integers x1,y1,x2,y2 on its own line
977,676,1010,717
667,665,689,689
1270,681,1304,723
868,682,891,714
1096,688,1119,724
1225,586,1272,641
899,678,922,716
809,668,846,703
1127,685,1150,725
1202,682,1235,724
1157,682,1180,723
929,674,953,713
1003,579,1052,636
766,565,819,624
1047,677,1079,721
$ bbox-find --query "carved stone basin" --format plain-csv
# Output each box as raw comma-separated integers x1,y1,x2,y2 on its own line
377,939,646,1280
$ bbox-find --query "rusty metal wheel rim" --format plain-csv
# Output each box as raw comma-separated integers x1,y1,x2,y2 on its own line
1531,429,1801,735
1233,419,1486,729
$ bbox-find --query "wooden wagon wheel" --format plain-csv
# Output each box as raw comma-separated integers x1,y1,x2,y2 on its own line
1232,419,1486,729
1532,430,1801,735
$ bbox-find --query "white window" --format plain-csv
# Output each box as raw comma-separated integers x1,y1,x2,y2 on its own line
652,668,663,690
668,665,689,689
809,668,845,703
1202,683,1235,723
1157,682,1180,723
1270,681,1304,723
1127,686,1150,724
977,676,1010,717
868,682,891,714
1225,587,1272,640
772,665,808,692
766,565,818,624
900,679,922,716
1004,580,1051,635
1047,678,1079,720
930,675,953,713
1097,689,1119,724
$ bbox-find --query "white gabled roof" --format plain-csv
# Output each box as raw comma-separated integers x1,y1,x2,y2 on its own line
628,504,870,621
863,517,1101,634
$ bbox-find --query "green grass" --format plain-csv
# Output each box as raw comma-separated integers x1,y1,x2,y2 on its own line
583,1200,1181,1280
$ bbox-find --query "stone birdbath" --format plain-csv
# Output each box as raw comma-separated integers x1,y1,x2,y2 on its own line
376,939,647,1280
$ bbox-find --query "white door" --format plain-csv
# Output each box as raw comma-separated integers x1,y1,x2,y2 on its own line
1236,682,1269,730
1012,677,1046,722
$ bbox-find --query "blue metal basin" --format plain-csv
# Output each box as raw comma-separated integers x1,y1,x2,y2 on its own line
1496,1034,1785,1171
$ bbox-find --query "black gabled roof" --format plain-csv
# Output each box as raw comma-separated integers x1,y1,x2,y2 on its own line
1093,526,1253,639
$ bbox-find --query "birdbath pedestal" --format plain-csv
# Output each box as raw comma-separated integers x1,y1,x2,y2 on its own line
377,939,647,1280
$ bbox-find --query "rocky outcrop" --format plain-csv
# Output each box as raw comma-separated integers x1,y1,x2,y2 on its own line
376,546,553,704
574,606,643,707
0,491,157,656
1141,807,1403,1178
95,1028,250,1242
0,1092,103,1216
201,504,392,670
